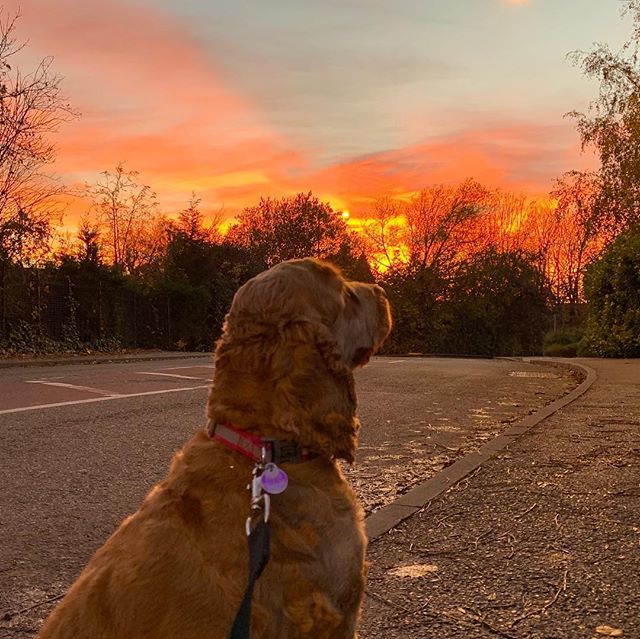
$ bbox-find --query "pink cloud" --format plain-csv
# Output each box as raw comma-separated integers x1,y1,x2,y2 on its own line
9,0,302,192
5,0,594,224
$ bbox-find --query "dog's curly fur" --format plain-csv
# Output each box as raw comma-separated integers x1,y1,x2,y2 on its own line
37,258,392,639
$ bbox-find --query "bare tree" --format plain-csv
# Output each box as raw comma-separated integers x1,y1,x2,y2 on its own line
405,179,488,273
361,197,407,271
515,198,558,294
548,171,607,308
88,164,160,273
0,11,76,263
478,190,530,255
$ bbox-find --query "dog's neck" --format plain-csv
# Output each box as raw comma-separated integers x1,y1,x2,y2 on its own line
206,421,319,464
206,326,360,463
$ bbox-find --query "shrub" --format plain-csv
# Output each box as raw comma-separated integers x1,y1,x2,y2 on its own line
544,342,579,357
542,328,584,357
582,231,640,357
576,337,596,357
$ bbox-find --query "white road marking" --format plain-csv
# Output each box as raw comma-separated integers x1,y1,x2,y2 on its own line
0,385,209,415
161,364,215,370
25,381,122,397
137,371,211,381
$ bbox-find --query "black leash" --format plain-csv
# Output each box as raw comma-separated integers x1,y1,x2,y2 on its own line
228,518,271,639
208,423,317,639
227,457,277,639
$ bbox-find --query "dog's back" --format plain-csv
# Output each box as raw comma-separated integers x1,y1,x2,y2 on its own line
38,431,366,639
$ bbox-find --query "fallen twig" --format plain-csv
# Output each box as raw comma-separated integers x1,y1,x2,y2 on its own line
509,568,568,627
365,590,412,615
455,467,482,491
367,588,519,637
514,502,538,520
2,593,64,621
458,606,519,639
473,529,494,547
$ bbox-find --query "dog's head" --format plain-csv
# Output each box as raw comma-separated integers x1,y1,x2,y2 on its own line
208,258,392,461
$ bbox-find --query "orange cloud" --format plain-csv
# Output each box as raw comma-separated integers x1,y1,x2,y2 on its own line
7,0,593,230
294,122,595,215
8,0,304,214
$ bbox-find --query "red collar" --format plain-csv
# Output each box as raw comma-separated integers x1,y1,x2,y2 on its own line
207,421,318,464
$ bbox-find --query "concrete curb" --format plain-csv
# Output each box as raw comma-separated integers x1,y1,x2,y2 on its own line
0,351,211,370
364,359,597,541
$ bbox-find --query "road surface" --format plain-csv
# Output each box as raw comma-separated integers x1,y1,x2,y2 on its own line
0,355,576,637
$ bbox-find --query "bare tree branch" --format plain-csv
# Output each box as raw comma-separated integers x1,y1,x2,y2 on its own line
0,10,78,264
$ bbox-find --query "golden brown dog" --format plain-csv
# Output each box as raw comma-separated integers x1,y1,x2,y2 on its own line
37,258,392,639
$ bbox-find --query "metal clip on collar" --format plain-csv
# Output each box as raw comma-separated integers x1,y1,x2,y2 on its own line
245,447,271,536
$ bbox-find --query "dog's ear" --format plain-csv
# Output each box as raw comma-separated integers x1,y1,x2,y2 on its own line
269,320,360,463
334,283,392,369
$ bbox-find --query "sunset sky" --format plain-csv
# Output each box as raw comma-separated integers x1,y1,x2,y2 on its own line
9,0,631,223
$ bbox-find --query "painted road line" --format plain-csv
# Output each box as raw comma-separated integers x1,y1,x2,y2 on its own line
161,365,215,370
0,384,210,416
25,381,123,397
137,371,211,381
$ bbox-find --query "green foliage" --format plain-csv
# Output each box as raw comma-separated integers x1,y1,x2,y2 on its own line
543,328,585,347
576,337,597,357
445,250,552,357
153,225,264,351
543,342,579,357
543,331,578,357
0,319,123,356
381,265,449,354
542,328,584,357
582,231,640,357
570,1,640,231
382,249,552,356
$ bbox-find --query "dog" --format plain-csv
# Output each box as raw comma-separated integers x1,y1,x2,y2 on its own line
37,258,392,639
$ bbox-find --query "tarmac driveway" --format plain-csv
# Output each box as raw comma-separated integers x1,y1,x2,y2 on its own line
0,355,577,637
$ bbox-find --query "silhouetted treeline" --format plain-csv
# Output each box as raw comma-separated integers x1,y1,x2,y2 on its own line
7,5,640,358
0,190,563,357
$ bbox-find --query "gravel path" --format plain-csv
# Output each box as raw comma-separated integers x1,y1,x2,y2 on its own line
360,359,640,639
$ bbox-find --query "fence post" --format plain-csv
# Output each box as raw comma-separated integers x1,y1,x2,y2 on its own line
0,261,5,339
98,280,103,338
36,270,42,334
167,295,171,348
133,292,138,348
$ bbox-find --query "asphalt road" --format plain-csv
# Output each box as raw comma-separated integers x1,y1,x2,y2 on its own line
0,356,577,637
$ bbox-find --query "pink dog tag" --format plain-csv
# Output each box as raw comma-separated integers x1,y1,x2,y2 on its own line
260,463,288,494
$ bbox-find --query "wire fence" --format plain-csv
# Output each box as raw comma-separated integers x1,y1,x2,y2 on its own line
0,263,586,357
0,265,181,353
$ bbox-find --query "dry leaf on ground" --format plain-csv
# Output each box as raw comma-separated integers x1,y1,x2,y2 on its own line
595,625,623,637
388,564,439,578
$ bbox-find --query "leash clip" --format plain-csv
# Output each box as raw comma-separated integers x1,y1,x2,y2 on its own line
245,461,270,535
